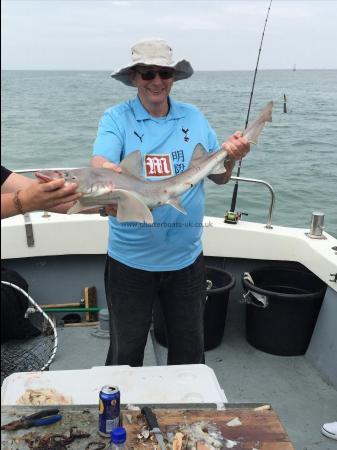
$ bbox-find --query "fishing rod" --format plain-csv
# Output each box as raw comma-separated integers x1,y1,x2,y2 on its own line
226,0,273,223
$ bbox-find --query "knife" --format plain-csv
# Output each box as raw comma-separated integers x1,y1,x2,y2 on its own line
141,406,166,450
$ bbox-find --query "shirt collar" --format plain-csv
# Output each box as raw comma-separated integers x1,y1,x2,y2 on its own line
132,96,186,121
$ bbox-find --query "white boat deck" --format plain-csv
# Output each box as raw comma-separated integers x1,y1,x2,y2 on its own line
2,213,337,448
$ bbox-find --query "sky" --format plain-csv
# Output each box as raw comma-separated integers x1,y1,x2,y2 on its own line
1,0,337,71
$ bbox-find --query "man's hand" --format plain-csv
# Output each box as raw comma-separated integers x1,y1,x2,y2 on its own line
20,179,82,213
208,131,250,185
221,131,250,160
102,161,122,173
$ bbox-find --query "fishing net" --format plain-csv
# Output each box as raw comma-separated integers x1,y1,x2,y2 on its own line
1,281,58,384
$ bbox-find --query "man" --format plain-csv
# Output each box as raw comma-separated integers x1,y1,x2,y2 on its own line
92,38,250,366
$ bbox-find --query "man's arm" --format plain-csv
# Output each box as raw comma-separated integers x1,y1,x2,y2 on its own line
1,171,35,193
91,156,122,172
1,172,81,219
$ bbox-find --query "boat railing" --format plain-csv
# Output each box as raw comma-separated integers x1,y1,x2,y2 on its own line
229,176,275,229
15,168,82,174
13,169,276,229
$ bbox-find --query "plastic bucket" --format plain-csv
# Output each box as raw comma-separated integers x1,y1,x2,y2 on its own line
62,313,81,324
153,266,235,351
242,266,326,356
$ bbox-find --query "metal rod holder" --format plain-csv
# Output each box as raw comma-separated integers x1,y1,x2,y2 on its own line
310,212,324,236
306,211,326,239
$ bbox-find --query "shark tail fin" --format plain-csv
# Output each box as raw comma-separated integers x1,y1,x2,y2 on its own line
244,101,273,144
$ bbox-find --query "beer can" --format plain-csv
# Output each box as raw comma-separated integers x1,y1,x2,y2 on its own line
98,385,120,437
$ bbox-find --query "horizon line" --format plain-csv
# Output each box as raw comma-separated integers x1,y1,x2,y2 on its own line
2,68,337,72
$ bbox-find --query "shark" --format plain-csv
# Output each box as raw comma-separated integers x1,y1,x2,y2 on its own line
36,101,273,224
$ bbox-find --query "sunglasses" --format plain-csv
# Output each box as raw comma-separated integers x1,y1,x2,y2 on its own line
135,68,175,81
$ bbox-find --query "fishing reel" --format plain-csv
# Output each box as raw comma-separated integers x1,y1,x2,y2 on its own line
224,211,248,224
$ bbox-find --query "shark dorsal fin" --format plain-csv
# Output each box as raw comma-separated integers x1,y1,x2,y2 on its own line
120,150,144,178
191,143,209,161
187,143,210,169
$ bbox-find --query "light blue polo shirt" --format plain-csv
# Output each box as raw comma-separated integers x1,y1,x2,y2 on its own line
93,96,219,271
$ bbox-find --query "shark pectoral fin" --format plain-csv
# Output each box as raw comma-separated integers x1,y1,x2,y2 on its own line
114,189,153,224
119,150,144,179
67,201,101,214
67,201,86,214
166,198,187,215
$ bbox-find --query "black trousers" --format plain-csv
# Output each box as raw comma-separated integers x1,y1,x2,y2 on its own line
104,253,206,366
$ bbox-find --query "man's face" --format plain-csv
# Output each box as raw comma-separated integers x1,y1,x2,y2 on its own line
131,66,174,109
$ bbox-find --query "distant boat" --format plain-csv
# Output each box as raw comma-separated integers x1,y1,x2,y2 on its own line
293,64,296,71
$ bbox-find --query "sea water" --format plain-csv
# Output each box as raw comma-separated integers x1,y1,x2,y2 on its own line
1,70,336,236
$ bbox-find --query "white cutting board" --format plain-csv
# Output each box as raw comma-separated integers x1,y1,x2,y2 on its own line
1,364,227,406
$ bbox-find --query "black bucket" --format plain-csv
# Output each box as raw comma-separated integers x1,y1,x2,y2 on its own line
153,266,235,351
62,313,81,324
242,266,326,356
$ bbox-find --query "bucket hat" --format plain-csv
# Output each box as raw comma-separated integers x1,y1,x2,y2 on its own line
110,38,193,86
